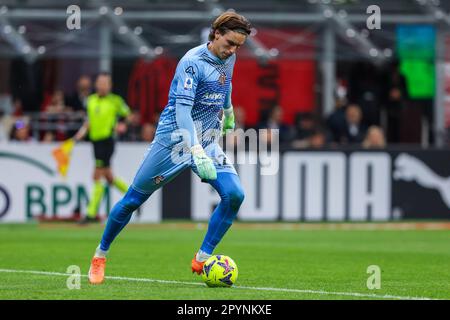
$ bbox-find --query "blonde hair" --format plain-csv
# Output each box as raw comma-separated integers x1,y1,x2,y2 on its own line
209,12,251,41
362,126,386,149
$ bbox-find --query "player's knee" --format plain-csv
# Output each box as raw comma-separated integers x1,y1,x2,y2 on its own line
121,188,148,211
123,197,140,211
227,186,245,211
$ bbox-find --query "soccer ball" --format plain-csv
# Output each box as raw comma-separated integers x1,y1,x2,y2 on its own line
201,255,238,287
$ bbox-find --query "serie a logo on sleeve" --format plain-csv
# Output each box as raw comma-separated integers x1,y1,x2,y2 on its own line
184,77,193,90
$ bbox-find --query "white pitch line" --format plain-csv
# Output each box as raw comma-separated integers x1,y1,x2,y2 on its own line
0,268,438,300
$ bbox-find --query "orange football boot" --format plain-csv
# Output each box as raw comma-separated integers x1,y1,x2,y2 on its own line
191,254,205,275
88,257,106,284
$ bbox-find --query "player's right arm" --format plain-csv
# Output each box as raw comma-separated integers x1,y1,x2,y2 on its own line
174,58,217,180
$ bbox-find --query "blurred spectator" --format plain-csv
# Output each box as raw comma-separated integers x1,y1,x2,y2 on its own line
290,112,318,149
0,93,13,116
9,118,33,142
1,97,24,142
0,110,8,141
12,98,24,116
362,126,386,149
0,104,12,142
348,62,382,126
292,127,328,149
41,131,55,143
257,105,293,144
309,129,327,149
38,91,71,141
293,112,316,140
141,123,156,142
327,97,347,143
382,62,408,143
118,109,142,141
338,104,367,144
335,77,348,101
65,75,92,112
44,90,68,113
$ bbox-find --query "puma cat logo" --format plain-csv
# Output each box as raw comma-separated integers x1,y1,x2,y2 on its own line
394,153,450,208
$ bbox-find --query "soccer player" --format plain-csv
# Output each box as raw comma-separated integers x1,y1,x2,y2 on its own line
74,73,131,223
87,11,251,284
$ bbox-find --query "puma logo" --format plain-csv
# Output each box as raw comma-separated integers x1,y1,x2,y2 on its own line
394,153,450,208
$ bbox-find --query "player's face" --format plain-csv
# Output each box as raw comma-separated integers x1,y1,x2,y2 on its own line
213,30,247,60
96,75,112,96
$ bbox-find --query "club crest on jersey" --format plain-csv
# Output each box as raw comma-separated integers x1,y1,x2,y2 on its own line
184,77,193,90
219,74,226,85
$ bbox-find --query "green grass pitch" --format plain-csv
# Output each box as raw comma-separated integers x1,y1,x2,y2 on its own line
0,222,449,300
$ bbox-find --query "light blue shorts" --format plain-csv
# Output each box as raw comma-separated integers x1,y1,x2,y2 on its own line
131,140,237,195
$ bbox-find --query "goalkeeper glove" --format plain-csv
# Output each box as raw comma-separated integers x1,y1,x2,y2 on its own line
222,106,235,136
191,144,217,180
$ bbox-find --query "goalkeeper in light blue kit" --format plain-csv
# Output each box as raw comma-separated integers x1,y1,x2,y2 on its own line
88,12,251,284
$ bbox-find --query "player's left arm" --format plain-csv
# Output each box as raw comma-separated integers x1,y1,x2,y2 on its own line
222,83,235,135
116,96,132,121
115,96,132,136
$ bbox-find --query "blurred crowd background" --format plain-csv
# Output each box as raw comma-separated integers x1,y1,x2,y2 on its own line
0,0,447,150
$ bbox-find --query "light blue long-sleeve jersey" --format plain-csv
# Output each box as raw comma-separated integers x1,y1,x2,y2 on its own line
154,43,235,149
